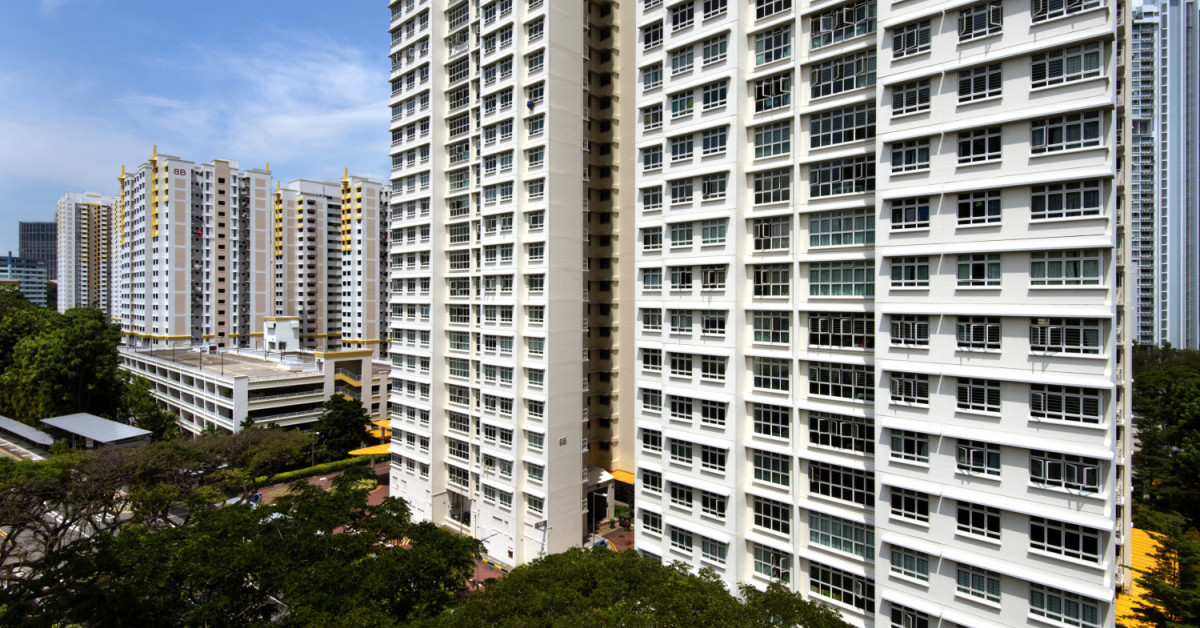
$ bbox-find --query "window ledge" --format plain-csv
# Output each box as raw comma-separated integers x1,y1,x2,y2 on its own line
1027,417,1107,431
958,94,1003,107
890,286,930,291
1030,145,1107,159
954,530,1002,546
889,400,930,409
890,343,930,350
893,50,932,63
955,347,1001,354
1030,5,1109,28
887,514,931,529
890,108,931,120
1029,351,1108,361
889,457,931,470
1030,74,1109,94
1028,548,1107,571
954,469,1002,482
955,285,1002,291
958,31,1003,46
889,572,931,588
1028,483,1104,500
1030,213,1107,224
956,158,1002,169
954,408,1002,419
1028,284,1106,290
955,221,1001,230
890,226,930,234
891,167,931,176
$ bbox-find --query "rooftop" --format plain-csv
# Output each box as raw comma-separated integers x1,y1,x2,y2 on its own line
41,413,151,444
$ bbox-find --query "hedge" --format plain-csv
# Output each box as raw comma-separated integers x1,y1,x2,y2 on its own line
255,455,372,485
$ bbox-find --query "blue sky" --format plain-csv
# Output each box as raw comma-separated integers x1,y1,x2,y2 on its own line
0,0,389,255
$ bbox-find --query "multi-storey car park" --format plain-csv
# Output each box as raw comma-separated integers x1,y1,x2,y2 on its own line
388,0,1134,626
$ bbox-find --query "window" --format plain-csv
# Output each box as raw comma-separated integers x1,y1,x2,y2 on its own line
642,348,662,373
670,47,694,76
670,310,693,333
753,495,791,534
641,510,662,534
701,491,727,519
753,543,791,583
700,265,727,290
1032,0,1104,23
753,450,790,486
642,64,663,90
670,135,694,162
642,308,663,331
891,257,930,288
755,122,791,158
809,411,874,454
811,0,876,49
685,398,719,426
1030,250,1102,286
753,403,790,439
700,355,727,381
643,22,663,50
957,501,1001,538
1031,384,1103,424
753,168,791,205
891,604,931,628
957,253,1001,287
702,33,728,64
671,3,694,30
892,79,930,115
810,208,874,248
702,81,728,110
810,461,874,506
641,187,663,212
702,127,728,155
810,103,875,148
893,21,931,58
892,140,930,173
810,512,875,559
1032,111,1102,153
891,198,929,230
957,316,1000,350
1032,180,1103,219
811,51,876,98
955,564,1003,605
701,537,727,565
670,91,694,118
959,63,1002,102
669,438,693,464
700,445,726,472
809,362,874,401
753,357,790,391
526,50,544,73
1031,517,1101,562
526,113,543,137
957,378,1001,413
890,546,930,582
753,217,790,252
809,156,875,198
669,482,693,508
756,0,793,19
959,1,1003,41
667,178,696,204
891,315,929,347
810,562,874,612
958,189,1001,224
642,470,662,493
1029,317,1102,354
1031,450,1101,492
887,432,928,467
753,264,790,297
891,488,929,522
1032,42,1103,88
669,526,694,554
1030,585,1103,628
958,127,1002,163
957,440,1001,475
755,26,792,66
642,389,662,412
642,146,663,171
669,352,692,376
642,268,662,291
642,227,662,252
701,219,727,244
755,73,791,112
808,312,873,349
642,105,663,131
670,222,693,248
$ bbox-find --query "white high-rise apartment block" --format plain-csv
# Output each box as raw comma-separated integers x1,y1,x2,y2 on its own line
56,191,116,313
386,0,628,565
391,0,1132,625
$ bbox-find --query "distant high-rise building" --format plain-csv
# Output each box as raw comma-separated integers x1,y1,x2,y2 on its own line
0,253,47,307
56,192,116,313
1130,0,1200,348
19,221,56,280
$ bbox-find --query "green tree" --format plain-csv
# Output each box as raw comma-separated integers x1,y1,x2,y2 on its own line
0,465,481,628
1130,512,1200,627
1132,346,1200,526
314,393,371,462
427,547,848,628
120,374,178,441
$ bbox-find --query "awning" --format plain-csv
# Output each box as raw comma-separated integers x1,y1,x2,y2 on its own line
610,469,635,485
349,443,390,456
372,419,391,428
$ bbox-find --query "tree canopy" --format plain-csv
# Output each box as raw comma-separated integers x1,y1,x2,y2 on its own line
315,393,372,461
426,547,848,628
